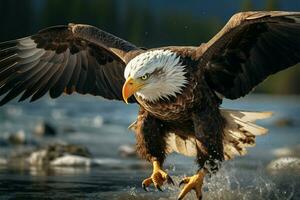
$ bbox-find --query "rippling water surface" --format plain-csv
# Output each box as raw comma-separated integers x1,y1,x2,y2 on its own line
0,94,299,200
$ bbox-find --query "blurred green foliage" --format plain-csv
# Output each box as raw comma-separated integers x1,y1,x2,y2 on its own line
0,0,299,95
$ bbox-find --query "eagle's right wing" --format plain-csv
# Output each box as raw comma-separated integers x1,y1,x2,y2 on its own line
0,24,142,105
201,11,300,99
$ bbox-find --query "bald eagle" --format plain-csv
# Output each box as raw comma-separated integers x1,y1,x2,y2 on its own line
0,11,300,199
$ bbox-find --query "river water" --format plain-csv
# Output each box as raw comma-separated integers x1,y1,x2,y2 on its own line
0,94,299,200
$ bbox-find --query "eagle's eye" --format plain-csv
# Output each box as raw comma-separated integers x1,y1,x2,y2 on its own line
141,73,150,80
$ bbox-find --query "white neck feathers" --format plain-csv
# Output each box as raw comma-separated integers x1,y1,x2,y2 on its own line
125,50,188,102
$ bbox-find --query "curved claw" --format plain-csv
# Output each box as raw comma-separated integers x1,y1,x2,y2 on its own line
142,183,148,192
178,195,202,200
156,185,163,192
142,177,153,192
167,175,175,185
141,171,173,192
179,180,185,187
179,177,190,187
178,196,184,200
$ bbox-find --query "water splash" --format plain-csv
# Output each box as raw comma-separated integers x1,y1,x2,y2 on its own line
202,164,296,200
122,162,296,200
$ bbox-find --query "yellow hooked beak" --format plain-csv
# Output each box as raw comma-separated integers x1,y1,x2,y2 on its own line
122,77,145,104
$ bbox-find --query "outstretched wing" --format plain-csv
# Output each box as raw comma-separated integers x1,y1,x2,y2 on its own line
202,11,300,99
0,24,140,105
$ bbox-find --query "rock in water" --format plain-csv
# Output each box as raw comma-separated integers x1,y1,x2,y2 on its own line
50,155,92,166
34,122,57,136
5,144,123,168
10,143,92,167
274,118,295,127
27,150,47,166
271,145,300,158
8,130,26,145
118,144,137,158
39,144,92,165
267,157,300,174
0,158,7,165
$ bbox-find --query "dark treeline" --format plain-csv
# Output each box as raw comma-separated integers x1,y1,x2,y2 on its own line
0,0,299,94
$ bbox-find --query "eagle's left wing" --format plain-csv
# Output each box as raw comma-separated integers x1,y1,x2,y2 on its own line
201,11,300,99
0,24,141,105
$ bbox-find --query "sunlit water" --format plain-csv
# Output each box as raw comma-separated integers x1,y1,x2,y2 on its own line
0,94,299,200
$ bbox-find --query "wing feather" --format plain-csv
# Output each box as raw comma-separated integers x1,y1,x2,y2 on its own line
65,54,81,94
202,11,300,99
0,24,141,105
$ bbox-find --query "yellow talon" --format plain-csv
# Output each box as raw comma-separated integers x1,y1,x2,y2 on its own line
142,161,174,191
178,170,206,200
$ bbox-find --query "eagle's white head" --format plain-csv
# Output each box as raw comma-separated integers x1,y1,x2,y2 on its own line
122,50,188,103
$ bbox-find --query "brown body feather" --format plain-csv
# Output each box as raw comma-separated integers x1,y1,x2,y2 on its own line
134,49,225,170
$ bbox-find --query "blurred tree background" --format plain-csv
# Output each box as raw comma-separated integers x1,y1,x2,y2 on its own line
0,0,299,95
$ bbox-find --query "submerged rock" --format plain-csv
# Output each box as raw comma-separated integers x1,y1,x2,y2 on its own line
33,122,57,137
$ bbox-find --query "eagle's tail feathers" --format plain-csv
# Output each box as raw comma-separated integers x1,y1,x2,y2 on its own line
221,109,272,160
166,109,272,160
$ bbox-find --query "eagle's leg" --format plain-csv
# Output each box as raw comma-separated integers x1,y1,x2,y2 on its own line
178,105,225,200
142,160,174,191
178,169,206,200
135,108,174,191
